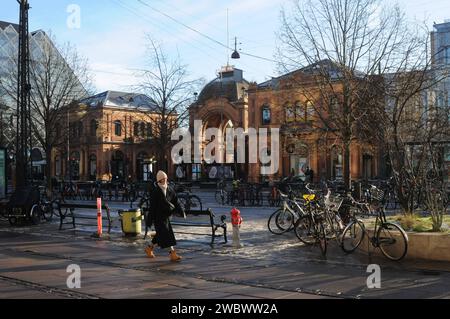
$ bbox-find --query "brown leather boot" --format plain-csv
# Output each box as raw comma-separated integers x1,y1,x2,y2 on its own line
145,245,156,258
169,250,182,262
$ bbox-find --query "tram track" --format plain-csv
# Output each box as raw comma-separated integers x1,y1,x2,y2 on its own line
0,274,101,299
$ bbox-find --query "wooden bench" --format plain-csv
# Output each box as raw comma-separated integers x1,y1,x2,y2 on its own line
143,209,227,246
56,202,112,233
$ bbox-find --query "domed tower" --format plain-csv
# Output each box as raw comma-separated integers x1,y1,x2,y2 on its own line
190,66,249,129
188,66,250,181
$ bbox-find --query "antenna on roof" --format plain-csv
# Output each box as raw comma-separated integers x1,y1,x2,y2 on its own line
227,8,230,67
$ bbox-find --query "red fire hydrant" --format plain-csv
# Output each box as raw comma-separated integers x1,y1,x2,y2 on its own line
231,208,243,248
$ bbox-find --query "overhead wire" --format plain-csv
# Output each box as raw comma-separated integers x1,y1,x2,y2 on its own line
106,0,227,73
136,0,293,68
110,0,278,79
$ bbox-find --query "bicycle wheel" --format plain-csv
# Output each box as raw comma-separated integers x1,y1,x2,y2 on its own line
323,211,340,240
268,209,294,235
341,220,365,253
377,222,408,261
29,204,42,225
215,190,225,205
42,204,54,222
317,222,327,256
188,195,202,210
294,216,315,245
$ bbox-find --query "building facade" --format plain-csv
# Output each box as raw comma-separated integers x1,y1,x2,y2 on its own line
187,65,382,183
431,20,450,182
52,91,174,183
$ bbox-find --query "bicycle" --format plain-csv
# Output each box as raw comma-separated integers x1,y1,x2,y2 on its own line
322,189,346,243
267,183,281,207
29,192,59,225
267,191,304,235
177,192,203,212
293,192,327,256
215,180,229,205
340,186,408,261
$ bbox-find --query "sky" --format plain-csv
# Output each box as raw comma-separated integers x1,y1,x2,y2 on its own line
1,0,450,93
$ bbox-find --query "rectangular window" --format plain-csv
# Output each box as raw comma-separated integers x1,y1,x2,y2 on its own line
192,164,201,181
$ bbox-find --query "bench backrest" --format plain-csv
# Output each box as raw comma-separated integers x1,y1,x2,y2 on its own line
59,203,109,210
185,208,213,216
57,202,111,218
183,208,222,225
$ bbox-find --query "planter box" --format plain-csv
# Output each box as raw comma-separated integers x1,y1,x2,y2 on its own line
360,229,450,262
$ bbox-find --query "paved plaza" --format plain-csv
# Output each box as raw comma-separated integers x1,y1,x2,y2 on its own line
0,190,449,299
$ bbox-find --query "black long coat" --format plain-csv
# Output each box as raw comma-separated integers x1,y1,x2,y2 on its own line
149,185,184,249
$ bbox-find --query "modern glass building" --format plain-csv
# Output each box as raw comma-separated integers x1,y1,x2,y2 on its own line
431,20,450,182
0,20,87,179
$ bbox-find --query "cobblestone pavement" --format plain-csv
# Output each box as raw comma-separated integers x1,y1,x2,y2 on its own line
0,190,449,299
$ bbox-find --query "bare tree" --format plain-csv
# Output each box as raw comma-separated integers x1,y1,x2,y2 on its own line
135,38,202,172
375,67,449,217
0,32,92,192
277,0,427,190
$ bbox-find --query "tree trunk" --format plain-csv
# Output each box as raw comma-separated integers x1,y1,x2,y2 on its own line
343,142,351,191
45,148,53,196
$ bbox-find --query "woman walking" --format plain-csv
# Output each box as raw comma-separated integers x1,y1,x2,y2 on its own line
145,171,184,262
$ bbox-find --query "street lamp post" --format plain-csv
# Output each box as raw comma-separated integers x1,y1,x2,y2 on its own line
15,0,32,188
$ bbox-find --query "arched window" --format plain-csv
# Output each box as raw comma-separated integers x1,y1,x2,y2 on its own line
146,123,152,138
55,156,61,176
140,122,146,137
77,121,83,137
70,151,81,180
285,104,295,122
295,101,306,122
114,120,122,136
90,119,98,136
89,154,97,180
330,97,339,113
306,101,315,122
261,104,271,125
134,122,139,136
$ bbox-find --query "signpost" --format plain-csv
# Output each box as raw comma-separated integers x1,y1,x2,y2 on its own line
0,148,6,199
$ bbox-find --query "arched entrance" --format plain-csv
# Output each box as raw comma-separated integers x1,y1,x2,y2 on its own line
287,142,310,179
69,151,81,181
89,154,97,181
136,152,153,182
111,150,125,182
201,114,238,181
331,146,343,180
362,154,374,180
31,148,45,181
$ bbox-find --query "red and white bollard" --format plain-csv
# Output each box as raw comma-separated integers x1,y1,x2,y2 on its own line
91,197,103,238
231,208,243,248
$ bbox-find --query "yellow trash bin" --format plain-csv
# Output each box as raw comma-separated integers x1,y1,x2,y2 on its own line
118,208,143,236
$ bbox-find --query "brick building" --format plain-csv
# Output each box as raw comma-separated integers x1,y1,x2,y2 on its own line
52,91,174,182
188,64,383,183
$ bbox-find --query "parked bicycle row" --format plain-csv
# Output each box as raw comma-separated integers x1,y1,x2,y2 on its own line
267,183,409,261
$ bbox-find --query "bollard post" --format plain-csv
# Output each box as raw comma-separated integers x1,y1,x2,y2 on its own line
231,208,243,248
96,197,102,237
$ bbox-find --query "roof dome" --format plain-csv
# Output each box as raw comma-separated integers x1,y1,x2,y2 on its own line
197,67,249,104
